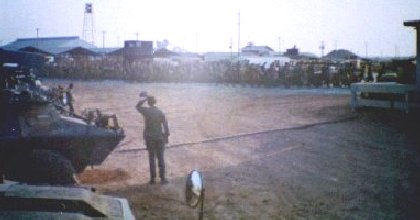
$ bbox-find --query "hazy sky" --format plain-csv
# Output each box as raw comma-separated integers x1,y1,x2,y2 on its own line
1,0,419,57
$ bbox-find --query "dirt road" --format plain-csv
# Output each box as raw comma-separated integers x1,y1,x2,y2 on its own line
46,80,420,219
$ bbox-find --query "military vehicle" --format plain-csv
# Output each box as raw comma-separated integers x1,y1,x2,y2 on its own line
0,180,135,219
0,63,125,184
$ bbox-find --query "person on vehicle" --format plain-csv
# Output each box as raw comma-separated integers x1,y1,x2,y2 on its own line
57,85,65,105
66,83,74,114
136,92,170,184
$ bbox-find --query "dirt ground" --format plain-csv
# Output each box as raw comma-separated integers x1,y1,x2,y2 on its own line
46,80,420,219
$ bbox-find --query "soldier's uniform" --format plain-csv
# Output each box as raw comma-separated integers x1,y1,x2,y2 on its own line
136,96,169,184
66,83,74,114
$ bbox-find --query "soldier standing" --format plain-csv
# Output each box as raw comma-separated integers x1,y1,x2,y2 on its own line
136,92,170,184
66,83,74,114
58,85,65,105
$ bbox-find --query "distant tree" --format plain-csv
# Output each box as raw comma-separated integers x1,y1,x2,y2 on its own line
325,49,358,60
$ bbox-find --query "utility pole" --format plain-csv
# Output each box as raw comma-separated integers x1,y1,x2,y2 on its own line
36,28,40,47
238,11,241,60
278,37,281,54
230,37,233,61
237,10,241,82
364,41,368,58
195,32,198,53
136,32,139,41
102,30,106,49
319,41,325,58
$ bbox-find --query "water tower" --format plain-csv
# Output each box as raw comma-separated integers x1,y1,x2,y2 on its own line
82,3,95,45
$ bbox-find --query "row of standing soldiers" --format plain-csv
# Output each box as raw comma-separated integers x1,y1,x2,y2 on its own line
44,58,387,87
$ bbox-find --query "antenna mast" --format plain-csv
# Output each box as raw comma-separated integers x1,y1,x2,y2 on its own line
238,11,241,60
319,41,325,58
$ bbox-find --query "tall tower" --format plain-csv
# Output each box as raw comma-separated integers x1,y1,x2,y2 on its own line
319,41,325,58
82,3,95,45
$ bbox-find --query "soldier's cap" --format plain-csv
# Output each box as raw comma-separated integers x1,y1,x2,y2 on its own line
147,96,156,105
139,91,148,97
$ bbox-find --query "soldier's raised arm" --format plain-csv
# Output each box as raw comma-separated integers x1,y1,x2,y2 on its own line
136,91,148,114
136,99,147,113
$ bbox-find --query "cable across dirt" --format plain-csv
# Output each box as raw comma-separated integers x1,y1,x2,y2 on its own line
117,115,357,153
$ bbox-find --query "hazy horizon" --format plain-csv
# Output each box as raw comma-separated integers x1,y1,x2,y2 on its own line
1,0,419,57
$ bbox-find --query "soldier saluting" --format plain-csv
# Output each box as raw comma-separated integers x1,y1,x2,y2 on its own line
136,92,170,184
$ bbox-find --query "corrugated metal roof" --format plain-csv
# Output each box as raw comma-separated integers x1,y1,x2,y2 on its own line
92,47,120,54
0,49,45,72
2,36,96,55
404,19,420,27
59,47,99,56
242,45,274,52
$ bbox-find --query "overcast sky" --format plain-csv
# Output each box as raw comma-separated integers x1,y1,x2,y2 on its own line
1,0,419,57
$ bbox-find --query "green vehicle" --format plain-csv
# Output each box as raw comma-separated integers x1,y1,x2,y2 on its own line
0,63,125,184
0,181,135,219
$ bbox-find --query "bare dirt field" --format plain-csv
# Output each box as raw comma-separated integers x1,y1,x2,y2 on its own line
46,80,420,219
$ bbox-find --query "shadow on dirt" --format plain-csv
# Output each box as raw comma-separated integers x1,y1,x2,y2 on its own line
102,109,420,219
355,108,420,219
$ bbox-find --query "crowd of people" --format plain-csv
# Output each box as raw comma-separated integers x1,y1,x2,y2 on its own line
40,56,414,87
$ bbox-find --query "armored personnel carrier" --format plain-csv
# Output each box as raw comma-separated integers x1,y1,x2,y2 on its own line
0,181,135,219
0,63,125,184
